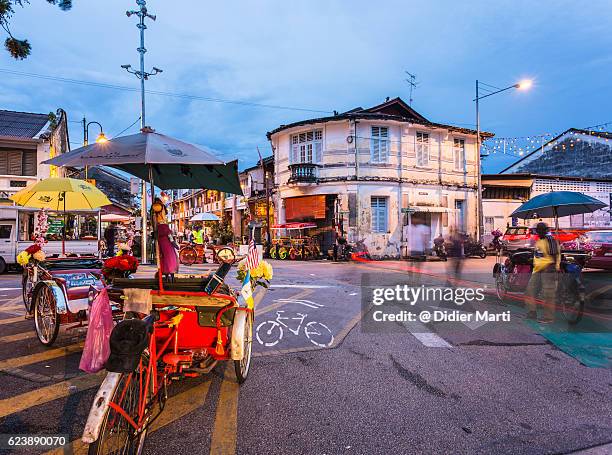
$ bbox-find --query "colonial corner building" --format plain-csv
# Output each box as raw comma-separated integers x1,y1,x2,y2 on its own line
267,97,492,258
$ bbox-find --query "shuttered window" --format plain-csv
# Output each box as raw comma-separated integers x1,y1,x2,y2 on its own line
371,197,388,233
416,132,429,167
454,138,465,170
371,126,389,163
291,130,323,164
0,150,36,176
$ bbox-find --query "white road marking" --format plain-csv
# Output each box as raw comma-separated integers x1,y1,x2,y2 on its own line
272,284,331,289
0,288,20,291
411,332,453,348
403,321,453,348
274,298,324,309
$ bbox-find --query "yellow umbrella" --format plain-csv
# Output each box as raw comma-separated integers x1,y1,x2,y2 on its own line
10,177,112,255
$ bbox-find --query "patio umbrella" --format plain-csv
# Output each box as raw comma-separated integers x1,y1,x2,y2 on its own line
42,129,242,193
10,177,111,255
190,212,220,222
510,191,607,230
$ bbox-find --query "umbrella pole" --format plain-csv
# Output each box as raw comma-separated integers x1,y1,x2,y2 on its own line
148,165,163,292
62,191,66,257
553,206,559,231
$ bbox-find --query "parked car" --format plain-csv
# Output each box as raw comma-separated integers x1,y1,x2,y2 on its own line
502,226,579,252
587,243,612,270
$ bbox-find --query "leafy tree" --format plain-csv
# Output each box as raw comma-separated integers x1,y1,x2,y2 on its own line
1,0,72,59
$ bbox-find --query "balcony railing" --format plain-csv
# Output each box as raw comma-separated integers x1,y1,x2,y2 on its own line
288,163,319,184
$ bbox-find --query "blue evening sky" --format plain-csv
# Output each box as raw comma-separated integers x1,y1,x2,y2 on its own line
1,0,611,173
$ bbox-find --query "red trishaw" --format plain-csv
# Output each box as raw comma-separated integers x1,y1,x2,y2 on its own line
43,129,251,454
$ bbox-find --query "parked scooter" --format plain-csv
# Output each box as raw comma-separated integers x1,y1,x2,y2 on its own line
334,238,372,261
432,235,447,261
463,235,487,259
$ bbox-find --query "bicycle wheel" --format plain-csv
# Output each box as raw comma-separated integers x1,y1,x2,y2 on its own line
22,268,34,313
278,247,289,260
234,312,253,384
269,247,277,259
304,321,334,348
33,285,60,346
255,320,283,347
560,278,584,325
88,362,150,455
179,247,197,266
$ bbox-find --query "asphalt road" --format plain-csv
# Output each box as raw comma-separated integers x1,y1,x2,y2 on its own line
0,258,610,455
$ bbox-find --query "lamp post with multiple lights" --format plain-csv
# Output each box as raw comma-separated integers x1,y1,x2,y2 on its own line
475,79,532,240
122,0,163,264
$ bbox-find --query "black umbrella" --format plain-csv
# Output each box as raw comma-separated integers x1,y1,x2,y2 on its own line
43,128,242,194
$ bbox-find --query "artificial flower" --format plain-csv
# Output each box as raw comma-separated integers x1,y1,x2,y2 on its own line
32,250,46,262
25,244,41,254
17,251,31,266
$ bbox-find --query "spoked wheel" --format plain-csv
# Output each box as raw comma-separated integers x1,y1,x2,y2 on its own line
88,361,152,455
34,285,60,346
234,312,253,384
269,247,277,259
494,273,508,304
278,247,289,260
179,246,197,266
22,268,34,313
560,278,584,325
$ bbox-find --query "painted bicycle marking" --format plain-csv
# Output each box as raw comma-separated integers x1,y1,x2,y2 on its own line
256,311,334,348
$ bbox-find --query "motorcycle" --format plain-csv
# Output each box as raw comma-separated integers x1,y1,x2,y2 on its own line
432,236,447,261
463,236,487,259
334,238,372,261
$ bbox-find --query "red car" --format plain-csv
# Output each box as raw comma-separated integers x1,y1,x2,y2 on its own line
580,231,612,270
502,226,579,251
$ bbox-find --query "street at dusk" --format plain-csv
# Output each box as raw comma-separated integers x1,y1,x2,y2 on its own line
1,1,612,454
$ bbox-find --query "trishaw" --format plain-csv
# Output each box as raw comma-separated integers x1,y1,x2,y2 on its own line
84,248,251,454
43,128,249,453
269,222,320,260
21,257,114,345
493,247,588,324
179,242,241,265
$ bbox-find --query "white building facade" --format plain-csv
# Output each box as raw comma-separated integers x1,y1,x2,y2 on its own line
268,98,487,258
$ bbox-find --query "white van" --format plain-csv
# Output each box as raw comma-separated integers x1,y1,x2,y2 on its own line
0,207,101,273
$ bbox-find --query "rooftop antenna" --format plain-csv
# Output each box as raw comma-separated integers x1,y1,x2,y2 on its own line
404,71,419,106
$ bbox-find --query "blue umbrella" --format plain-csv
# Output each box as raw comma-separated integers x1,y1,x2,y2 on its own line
510,191,607,229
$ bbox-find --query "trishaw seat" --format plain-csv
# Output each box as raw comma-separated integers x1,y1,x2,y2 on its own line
111,276,213,292
41,258,103,271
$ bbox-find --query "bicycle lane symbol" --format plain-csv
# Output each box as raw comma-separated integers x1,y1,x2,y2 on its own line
255,299,334,348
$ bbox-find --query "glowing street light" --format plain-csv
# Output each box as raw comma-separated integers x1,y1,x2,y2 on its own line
95,132,108,143
474,79,533,240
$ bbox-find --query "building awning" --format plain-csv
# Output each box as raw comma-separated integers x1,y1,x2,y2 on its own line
482,178,533,188
406,206,455,213
271,222,317,230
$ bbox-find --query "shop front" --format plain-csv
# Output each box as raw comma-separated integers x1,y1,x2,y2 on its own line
282,194,337,254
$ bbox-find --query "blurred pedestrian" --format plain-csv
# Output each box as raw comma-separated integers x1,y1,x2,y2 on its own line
448,226,464,280
525,222,560,323
103,222,116,257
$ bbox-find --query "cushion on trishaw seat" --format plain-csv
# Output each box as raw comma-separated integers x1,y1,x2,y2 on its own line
111,275,213,292
42,258,103,271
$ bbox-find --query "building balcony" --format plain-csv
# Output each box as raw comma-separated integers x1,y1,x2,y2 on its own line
288,163,319,184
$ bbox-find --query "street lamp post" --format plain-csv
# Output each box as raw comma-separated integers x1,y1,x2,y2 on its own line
122,0,163,265
475,79,532,241
82,118,107,179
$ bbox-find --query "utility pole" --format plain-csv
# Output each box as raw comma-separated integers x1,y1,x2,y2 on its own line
122,0,162,265
404,71,418,106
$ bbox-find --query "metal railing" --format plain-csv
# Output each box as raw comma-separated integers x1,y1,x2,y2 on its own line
288,163,319,183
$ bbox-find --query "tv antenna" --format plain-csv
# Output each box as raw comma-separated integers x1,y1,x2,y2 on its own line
404,71,419,106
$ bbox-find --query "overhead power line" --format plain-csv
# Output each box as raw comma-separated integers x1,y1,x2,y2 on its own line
0,68,333,114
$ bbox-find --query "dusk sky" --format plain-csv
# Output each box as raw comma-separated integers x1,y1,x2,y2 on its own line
1,0,611,173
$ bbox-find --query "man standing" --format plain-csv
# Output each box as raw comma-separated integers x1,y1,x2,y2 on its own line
192,225,204,245
525,222,561,323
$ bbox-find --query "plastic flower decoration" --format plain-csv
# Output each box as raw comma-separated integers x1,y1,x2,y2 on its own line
236,259,273,290
17,251,31,267
17,244,46,266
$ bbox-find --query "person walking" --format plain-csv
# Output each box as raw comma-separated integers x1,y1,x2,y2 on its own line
103,222,116,257
192,225,204,245
525,222,561,323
